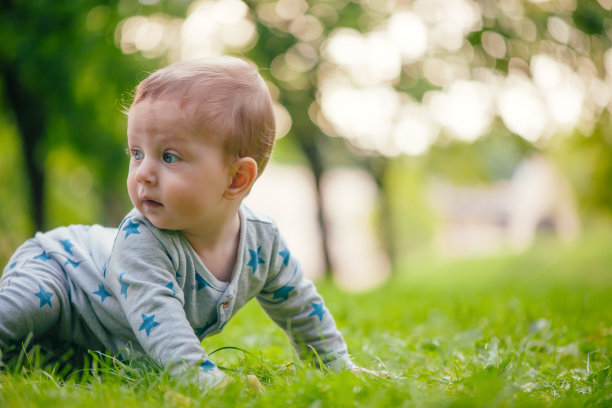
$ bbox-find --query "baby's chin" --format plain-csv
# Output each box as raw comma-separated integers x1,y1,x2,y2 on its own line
132,205,173,231
144,217,179,232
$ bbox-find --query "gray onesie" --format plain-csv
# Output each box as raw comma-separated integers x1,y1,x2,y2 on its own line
0,205,353,385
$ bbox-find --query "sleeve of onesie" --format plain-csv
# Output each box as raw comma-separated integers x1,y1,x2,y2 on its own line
105,215,225,388
256,228,355,371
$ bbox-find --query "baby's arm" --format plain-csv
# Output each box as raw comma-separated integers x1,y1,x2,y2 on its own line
256,234,355,371
105,216,225,388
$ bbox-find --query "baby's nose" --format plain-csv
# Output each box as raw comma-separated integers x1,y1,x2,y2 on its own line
135,159,157,185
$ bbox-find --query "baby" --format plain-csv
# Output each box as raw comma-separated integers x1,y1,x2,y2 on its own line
0,57,364,387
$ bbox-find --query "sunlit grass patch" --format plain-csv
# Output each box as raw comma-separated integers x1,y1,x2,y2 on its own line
0,233,611,407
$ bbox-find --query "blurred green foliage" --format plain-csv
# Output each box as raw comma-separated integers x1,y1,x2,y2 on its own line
0,0,161,234
550,115,612,221
2,0,612,268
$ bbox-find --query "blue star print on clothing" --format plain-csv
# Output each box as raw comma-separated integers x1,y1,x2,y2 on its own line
272,285,295,300
35,285,53,308
60,239,74,255
64,259,82,268
248,246,265,274
201,360,216,371
279,248,290,266
139,314,160,336
93,284,112,303
122,219,141,239
33,252,52,262
195,274,211,291
308,302,326,321
119,273,129,299
165,281,176,296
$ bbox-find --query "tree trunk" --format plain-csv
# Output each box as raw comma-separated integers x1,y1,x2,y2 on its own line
3,66,47,232
368,156,396,273
294,133,333,278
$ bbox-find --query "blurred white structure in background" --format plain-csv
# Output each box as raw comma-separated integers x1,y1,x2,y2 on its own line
428,180,511,257
320,168,390,291
507,154,581,251
428,154,580,257
244,163,325,281
247,155,581,287
245,163,389,290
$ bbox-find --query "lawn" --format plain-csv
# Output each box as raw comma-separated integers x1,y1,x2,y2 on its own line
0,232,610,407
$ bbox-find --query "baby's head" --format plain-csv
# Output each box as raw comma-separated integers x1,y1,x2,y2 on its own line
125,58,276,231
129,57,276,176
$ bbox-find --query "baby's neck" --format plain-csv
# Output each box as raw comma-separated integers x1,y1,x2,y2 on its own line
183,213,241,282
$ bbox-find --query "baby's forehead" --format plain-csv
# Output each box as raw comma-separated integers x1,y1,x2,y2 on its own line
136,94,218,119
127,99,197,136
128,98,230,147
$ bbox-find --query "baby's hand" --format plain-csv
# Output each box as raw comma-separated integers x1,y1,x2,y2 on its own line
246,374,263,391
216,374,263,391
351,366,389,378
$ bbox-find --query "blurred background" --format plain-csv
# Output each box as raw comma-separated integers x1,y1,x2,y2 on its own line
1,0,612,290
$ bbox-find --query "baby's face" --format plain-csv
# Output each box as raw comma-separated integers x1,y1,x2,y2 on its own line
126,98,234,233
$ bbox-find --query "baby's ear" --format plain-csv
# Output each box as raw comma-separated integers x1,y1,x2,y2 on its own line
225,157,258,200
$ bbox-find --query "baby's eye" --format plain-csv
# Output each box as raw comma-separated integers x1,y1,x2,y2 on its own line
131,149,144,160
163,152,180,163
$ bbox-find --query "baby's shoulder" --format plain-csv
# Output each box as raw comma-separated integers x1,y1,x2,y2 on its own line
115,209,180,250
116,209,151,240
241,205,279,233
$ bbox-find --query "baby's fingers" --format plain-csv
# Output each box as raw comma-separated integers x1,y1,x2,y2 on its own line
246,374,263,391
215,374,263,392
351,366,389,378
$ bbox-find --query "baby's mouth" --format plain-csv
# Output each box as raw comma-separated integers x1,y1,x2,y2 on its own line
142,198,163,208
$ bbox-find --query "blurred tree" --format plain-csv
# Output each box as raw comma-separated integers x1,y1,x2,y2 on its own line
550,112,612,219
4,0,612,270
240,0,361,277
0,0,155,232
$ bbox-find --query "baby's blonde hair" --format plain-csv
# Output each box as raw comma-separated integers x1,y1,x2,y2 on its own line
130,57,276,176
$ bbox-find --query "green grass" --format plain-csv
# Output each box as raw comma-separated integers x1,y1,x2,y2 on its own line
1,233,611,407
